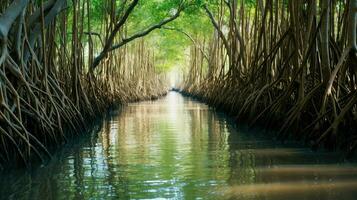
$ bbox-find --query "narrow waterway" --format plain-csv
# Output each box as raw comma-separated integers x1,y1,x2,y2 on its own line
1,92,357,200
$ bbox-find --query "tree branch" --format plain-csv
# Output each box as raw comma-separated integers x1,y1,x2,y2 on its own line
162,26,209,61
203,4,230,54
109,9,182,52
0,0,29,39
23,0,67,63
91,3,184,71
90,0,139,71
84,32,104,46
27,0,56,28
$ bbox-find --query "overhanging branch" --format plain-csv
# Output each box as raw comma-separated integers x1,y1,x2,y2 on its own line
109,9,182,52
203,4,230,54
91,4,184,71
90,0,140,71
162,26,209,61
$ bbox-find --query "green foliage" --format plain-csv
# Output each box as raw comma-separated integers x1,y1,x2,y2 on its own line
63,0,217,72
119,0,214,72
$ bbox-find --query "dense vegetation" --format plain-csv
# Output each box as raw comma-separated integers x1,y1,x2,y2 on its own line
0,0,184,167
180,0,357,154
0,0,356,167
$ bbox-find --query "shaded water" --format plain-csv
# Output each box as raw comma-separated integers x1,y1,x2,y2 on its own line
1,92,357,200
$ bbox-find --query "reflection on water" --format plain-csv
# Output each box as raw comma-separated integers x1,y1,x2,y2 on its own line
1,92,357,200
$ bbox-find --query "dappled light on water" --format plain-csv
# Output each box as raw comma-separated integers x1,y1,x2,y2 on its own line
0,92,357,199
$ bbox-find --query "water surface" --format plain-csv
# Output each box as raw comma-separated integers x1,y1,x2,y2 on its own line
1,92,357,200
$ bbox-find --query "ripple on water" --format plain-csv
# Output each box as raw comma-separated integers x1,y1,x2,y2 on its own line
0,92,356,200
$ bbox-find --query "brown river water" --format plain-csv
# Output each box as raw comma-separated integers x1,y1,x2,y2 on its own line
0,91,357,200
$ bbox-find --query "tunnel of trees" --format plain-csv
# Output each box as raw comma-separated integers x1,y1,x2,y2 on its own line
0,0,356,167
